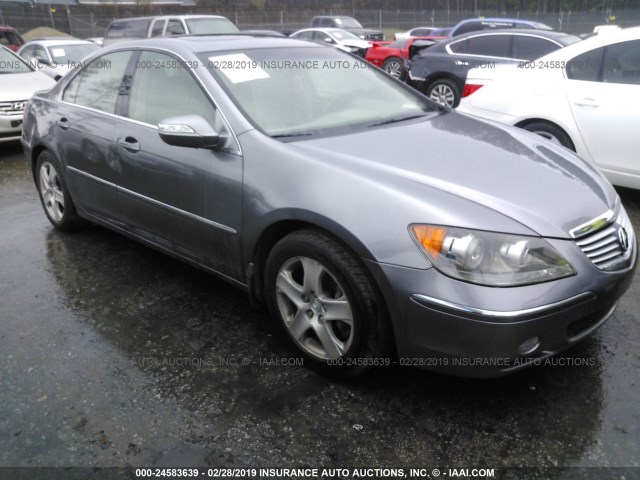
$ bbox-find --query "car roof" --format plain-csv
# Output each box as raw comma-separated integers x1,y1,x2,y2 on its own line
456,17,547,25
446,28,578,42
98,35,322,55
109,14,229,24
22,38,94,47
294,28,353,34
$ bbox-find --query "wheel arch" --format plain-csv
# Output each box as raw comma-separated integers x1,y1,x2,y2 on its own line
514,118,576,151
248,213,399,357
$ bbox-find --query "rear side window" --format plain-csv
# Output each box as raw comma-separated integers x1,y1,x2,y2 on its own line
150,20,166,37
106,19,150,39
465,35,511,58
448,39,467,53
62,51,132,113
566,47,604,82
512,36,558,60
167,20,186,36
0,30,23,46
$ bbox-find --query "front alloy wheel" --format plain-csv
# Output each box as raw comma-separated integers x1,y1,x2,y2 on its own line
265,229,392,377
276,256,354,359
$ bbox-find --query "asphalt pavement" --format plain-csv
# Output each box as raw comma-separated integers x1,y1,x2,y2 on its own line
1,143,639,479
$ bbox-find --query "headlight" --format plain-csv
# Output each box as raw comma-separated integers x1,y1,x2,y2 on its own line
410,225,576,287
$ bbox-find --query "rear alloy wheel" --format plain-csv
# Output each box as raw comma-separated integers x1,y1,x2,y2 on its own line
427,78,460,108
265,229,391,377
36,151,85,232
382,57,404,79
520,121,575,151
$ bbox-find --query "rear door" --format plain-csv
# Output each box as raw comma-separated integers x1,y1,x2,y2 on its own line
566,39,640,182
57,50,134,224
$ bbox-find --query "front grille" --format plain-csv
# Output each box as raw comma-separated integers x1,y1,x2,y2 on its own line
0,100,27,116
574,208,635,271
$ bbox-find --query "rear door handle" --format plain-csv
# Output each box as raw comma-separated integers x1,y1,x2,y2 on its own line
117,137,141,152
56,117,69,130
455,60,469,66
574,98,599,108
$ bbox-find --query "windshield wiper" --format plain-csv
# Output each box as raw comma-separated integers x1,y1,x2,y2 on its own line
367,113,431,128
271,132,314,139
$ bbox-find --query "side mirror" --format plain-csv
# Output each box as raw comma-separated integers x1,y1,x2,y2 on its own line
158,115,226,149
29,57,39,69
323,37,334,44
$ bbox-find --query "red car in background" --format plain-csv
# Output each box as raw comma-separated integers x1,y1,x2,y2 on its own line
366,36,444,78
0,26,25,52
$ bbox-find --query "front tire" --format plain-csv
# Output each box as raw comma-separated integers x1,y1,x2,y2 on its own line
36,151,85,232
264,229,392,377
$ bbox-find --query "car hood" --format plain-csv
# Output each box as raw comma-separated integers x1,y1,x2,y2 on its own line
290,112,616,238
340,39,371,49
0,72,55,101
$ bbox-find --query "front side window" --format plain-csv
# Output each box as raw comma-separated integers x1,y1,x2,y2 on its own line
167,20,186,36
62,51,132,113
602,40,640,85
566,47,604,82
127,51,216,127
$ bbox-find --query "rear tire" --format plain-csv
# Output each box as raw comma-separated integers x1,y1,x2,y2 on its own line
382,57,403,79
36,151,85,232
264,229,392,378
520,121,575,151
426,78,460,108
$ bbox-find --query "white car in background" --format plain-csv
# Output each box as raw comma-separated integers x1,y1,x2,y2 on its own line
458,26,640,189
290,28,371,56
0,45,55,143
18,38,99,81
393,26,439,40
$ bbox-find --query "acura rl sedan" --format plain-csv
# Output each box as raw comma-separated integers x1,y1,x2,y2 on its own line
21,36,637,378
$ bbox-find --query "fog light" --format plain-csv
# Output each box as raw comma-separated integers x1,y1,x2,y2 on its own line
518,336,540,355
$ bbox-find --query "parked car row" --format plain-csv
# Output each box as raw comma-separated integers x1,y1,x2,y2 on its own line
458,26,640,190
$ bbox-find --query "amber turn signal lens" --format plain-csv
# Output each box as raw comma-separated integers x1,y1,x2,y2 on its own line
412,225,447,258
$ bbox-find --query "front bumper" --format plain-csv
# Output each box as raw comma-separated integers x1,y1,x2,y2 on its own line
372,237,637,377
0,114,23,143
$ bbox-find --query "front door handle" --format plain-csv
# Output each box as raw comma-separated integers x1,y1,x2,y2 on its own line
117,137,141,152
455,60,469,66
56,117,69,130
574,98,599,108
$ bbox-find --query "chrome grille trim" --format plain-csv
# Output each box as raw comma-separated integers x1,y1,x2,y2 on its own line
0,100,28,116
573,207,635,271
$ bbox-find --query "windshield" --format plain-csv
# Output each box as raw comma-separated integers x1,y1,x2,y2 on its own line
48,44,99,64
186,18,239,34
202,46,437,138
330,30,361,41
0,46,32,73
335,17,363,29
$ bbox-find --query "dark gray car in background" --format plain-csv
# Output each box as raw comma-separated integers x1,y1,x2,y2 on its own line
408,29,581,107
21,36,636,378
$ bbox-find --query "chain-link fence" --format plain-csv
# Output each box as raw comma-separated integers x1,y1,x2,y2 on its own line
1,3,639,38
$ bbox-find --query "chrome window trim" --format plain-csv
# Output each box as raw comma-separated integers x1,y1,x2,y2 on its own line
445,32,563,58
67,166,237,235
411,292,594,318
58,46,243,157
